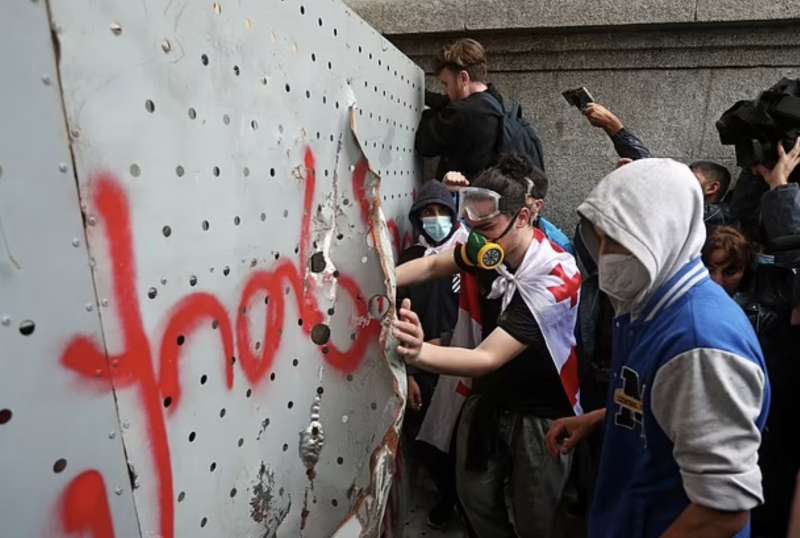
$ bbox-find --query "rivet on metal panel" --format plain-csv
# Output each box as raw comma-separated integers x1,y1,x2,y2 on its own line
160,39,172,53
59,162,68,173
41,74,52,86
101,298,109,307
1,316,10,327
70,129,79,139
108,431,116,440
341,415,349,424
110,22,122,36
85,303,94,312
160,276,167,285
122,421,130,430
87,216,96,226
71,238,80,247
114,487,123,496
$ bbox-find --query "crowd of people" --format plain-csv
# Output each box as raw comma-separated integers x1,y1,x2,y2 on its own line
390,37,800,538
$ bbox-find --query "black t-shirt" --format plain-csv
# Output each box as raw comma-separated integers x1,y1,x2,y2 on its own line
456,249,574,418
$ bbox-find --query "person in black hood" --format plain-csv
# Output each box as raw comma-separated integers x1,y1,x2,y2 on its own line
397,179,463,529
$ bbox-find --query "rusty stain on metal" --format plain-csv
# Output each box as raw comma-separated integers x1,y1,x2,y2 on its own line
250,462,291,536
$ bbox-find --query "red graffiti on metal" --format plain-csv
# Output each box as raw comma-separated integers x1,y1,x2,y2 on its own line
60,471,115,538
58,148,387,538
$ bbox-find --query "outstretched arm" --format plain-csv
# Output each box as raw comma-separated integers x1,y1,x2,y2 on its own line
393,298,526,377
396,250,458,288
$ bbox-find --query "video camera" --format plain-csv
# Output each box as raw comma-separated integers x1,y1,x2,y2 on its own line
716,78,800,179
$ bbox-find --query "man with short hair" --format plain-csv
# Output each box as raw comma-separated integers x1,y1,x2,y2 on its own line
415,38,500,181
690,160,732,204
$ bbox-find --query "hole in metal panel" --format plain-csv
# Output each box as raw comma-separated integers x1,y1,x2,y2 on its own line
310,324,331,345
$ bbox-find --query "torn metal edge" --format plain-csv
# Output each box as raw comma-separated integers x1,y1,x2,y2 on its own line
328,106,409,538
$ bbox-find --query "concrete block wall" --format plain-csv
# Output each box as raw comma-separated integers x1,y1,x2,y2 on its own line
345,0,800,230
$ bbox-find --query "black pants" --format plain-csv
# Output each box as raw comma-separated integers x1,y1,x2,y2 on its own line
404,372,458,507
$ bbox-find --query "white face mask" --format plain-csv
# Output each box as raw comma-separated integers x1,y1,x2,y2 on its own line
598,253,650,309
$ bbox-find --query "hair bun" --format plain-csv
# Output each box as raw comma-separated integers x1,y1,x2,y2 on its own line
496,153,533,182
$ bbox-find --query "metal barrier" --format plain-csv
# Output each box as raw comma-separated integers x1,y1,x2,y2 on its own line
0,1,422,536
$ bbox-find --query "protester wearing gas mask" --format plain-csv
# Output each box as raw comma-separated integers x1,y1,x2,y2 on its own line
445,154,573,253
396,179,463,530
545,158,770,538
394,164,583,537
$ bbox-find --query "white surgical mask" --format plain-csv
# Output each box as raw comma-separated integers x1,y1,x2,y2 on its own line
421,216,453,243
598,253,650,311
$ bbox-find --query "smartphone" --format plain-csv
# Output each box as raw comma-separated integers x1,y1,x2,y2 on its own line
562,87,594,111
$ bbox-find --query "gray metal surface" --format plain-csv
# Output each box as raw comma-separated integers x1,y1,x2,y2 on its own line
0,1,142,537
1,0,423,536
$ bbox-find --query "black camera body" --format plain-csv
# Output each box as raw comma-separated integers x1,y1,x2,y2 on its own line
716,78,800,176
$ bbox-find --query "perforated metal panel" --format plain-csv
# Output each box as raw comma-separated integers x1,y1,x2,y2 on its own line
1,0,422,536
0,2,142,537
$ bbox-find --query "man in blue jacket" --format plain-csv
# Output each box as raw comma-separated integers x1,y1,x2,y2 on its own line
546,158,771,537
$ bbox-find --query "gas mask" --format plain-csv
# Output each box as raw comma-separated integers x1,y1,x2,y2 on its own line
457,187,520,270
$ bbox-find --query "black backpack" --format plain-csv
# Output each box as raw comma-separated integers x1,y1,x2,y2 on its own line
482,92,546,172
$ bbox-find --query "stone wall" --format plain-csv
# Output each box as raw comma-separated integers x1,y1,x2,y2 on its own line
345,0,800,230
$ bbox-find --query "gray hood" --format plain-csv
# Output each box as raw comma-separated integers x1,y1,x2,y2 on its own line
577,158,706,314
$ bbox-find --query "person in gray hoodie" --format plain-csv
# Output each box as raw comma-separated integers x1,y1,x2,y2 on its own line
546,158,770,537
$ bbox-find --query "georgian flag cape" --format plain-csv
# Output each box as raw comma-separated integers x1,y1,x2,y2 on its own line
417,227,582,453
